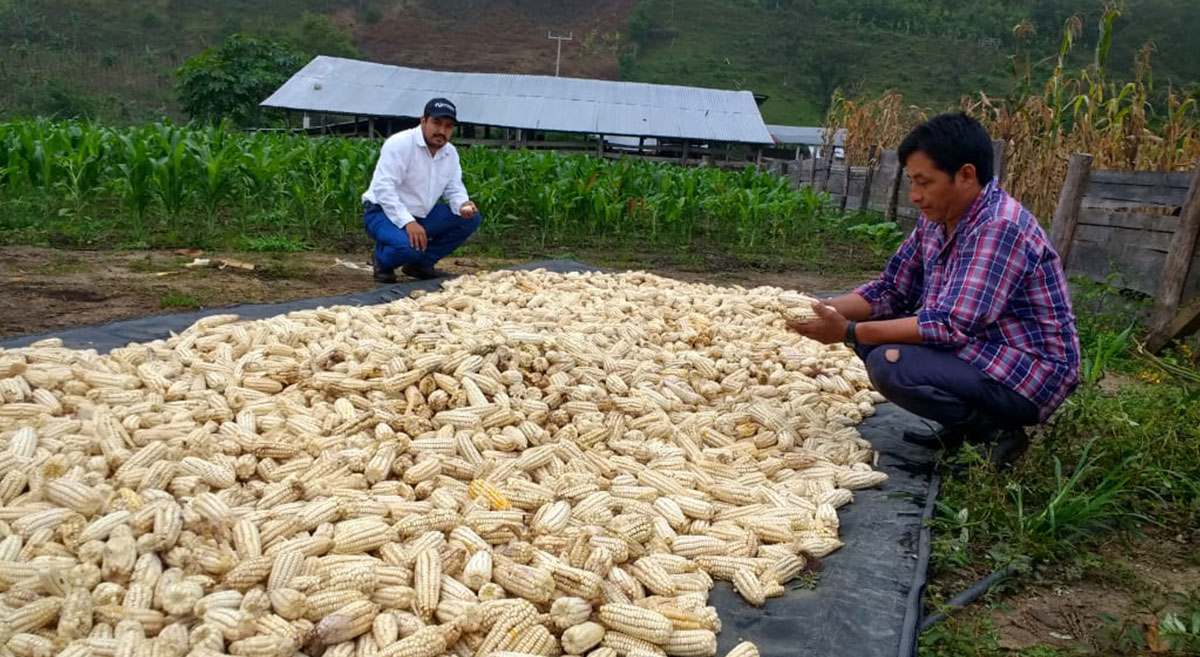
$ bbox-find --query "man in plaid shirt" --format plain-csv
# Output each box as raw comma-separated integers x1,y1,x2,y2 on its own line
788,113,1080,468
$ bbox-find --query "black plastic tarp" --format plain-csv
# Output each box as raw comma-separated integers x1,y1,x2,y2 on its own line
0,259,938,657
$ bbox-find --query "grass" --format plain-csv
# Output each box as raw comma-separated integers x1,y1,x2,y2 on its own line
158,289,203,309
919,275,1200,655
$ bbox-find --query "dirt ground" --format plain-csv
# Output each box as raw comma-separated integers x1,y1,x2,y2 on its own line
947,531,1200,655
0,246,863,341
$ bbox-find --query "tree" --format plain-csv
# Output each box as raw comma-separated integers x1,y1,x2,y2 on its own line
175,34,303,127
801,29,861,116
286,12,361,60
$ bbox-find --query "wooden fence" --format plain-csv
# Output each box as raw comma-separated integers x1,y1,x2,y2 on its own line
1049,155,1200,351
766,144,1200,350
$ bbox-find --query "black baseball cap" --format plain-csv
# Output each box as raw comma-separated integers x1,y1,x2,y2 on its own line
424,98,457,121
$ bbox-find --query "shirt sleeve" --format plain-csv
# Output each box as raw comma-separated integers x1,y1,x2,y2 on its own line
368,137,416,228
917,220,1032,348
442,149,470,212
853,225,925,319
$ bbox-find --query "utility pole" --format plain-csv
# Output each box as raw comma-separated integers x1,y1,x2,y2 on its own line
547,31,573,77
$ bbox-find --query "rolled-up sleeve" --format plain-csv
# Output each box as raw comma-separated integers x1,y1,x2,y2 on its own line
917,221,1030,348
853,226,924,319
368,138,416,228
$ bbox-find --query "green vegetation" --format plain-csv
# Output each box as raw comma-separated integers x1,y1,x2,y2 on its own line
623,0,1200,124
0,119,887,273
175,34,304,126
158,289,203,309
919,276,1200,655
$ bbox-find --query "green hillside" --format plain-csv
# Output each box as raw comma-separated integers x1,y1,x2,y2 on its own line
623,0,1200,125
0,0,1196,125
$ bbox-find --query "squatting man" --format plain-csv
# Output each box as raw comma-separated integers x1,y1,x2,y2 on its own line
787,113,1081,469
362,97,480,283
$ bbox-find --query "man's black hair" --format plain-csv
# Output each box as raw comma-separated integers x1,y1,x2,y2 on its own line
898,112,994,184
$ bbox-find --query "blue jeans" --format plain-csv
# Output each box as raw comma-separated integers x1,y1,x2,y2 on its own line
363,202,481,271
854,343,1040,429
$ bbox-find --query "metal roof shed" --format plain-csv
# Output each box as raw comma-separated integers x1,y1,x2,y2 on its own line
261,56,774,145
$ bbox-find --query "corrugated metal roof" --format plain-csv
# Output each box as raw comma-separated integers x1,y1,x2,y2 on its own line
261,56,774,144
766,124,845,146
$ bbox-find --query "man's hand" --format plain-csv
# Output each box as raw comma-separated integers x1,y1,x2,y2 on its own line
404,222,427,251
459,201,478,219
786,301,849,345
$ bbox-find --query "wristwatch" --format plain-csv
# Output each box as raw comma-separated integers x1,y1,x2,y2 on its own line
843,320,858,348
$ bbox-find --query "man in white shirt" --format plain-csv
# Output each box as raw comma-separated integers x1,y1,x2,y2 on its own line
362,97,480,283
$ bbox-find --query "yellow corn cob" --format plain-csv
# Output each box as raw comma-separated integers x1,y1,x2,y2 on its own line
468,479,512,511
267,550,305,591
599,603,673,644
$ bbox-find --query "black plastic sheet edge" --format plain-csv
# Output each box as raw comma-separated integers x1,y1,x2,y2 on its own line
0,258,938,657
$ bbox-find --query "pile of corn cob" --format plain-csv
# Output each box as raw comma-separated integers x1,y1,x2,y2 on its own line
0,269,887,657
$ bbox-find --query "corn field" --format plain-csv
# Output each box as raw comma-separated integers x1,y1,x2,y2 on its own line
0,119,838,254
826,8,1200,221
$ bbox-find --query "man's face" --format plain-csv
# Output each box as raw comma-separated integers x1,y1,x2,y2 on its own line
906,150,979,226
420,115,455,149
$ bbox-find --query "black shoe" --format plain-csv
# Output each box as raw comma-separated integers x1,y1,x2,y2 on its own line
372,257,397,284
903,425,965,451
980,427,1029,469
401,263,446,280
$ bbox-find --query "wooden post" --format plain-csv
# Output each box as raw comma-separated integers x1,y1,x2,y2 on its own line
809,153,818,189
1146,157,1200,350
991,138,1007,185
839,161,851,212
882,149,902,222
597,136,605,158
681,140,690,165
368,117,375,139
860,145,878,210
1048,153,1094,265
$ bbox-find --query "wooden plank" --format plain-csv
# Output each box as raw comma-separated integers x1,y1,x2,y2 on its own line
1148,157,1200,343
869,149,901,217
1074,223,1173,253
1050,153,1094,264
1145,295,1200,353
1077,207,1178,233
1066,238,1166,296
1083,180,1189,208
845,167,869,211
1090,169,1193,188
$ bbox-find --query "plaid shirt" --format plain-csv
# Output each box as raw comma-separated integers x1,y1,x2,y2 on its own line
855,180,1080,422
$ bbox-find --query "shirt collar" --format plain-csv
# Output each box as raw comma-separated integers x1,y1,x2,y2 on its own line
935,177,1000,241
414,128,445,159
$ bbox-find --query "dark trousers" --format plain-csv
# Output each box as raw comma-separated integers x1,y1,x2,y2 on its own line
854,343,1039,429
363,202,481,271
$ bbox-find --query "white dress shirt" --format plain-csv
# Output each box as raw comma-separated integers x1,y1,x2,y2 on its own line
362,127,470,229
